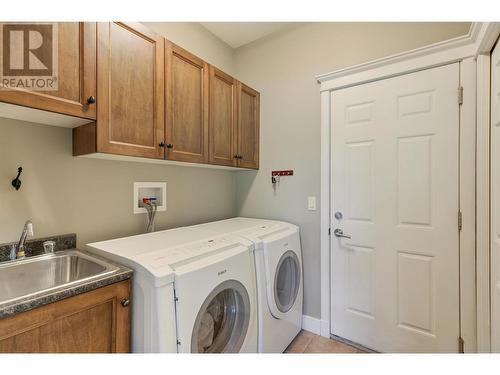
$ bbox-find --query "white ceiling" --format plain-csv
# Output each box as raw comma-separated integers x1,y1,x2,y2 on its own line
200,22,297,48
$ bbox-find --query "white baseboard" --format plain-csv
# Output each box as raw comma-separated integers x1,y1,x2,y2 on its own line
302,315,329,337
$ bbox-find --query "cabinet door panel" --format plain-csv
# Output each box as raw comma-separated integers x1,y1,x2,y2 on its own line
166,42,208,163
237,82,259,169
96,22,164,159
209,66,236,166
0,22,96,119
0,280,130,353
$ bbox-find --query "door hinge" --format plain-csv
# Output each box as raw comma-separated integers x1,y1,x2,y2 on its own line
458,336,465,353
458,211,463,231
458,86,464,105
328,228,331,236
174,290,179,302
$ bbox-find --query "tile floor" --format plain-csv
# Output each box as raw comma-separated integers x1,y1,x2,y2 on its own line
285,330,366,353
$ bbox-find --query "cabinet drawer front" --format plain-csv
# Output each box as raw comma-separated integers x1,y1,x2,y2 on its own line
0,22,97,119
166,42,209,163
97,22,164,159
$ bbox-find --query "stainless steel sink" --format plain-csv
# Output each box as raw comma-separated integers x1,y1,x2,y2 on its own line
0,249,120,306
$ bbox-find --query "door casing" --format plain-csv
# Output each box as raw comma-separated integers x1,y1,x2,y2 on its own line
318,22,500,353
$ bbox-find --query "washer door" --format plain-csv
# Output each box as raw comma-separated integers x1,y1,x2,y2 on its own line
273,250,301,315
191,280,250,353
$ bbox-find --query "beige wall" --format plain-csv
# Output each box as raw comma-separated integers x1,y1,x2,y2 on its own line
144,22,235,75
233,22,471,319
0,22,472,320
0,22,237,248
0,119,237,247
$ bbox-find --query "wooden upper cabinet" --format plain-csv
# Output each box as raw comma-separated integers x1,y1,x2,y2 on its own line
0,22,97,119
165,42,209,163
236,82,260,169
209,66,237,167
96,22,165,159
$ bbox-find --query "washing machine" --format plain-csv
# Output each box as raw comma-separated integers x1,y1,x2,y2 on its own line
87,226,258,353
194,217,303,353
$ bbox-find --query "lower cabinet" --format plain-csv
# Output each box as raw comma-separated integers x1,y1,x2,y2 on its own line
0,280,131,353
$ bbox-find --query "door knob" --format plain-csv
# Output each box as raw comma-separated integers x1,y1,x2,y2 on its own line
121,298,130,307
166,143,174,149
159,142,165,147
87,96,96,104
333,229,351,239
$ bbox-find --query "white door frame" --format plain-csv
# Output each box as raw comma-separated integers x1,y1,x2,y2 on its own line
317,22,500,352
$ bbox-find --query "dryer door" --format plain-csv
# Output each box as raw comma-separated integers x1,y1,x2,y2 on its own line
273,250,301,314
191,280,251,353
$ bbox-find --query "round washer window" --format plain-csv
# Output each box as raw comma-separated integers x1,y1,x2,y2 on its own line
191,280,250,353
274,250,301,313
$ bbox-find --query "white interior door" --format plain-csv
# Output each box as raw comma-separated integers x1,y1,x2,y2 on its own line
490,40,500,352
330,63,460,353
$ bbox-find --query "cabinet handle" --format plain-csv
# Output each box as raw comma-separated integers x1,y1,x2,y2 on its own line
87,96,96,104
121,298,130,307
234,155,243,159
166,143,174,149
159,142,165,148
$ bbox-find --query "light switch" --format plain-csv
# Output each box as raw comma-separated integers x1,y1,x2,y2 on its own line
307,196,317,211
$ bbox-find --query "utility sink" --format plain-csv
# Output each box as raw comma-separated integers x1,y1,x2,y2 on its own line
0,250,120,306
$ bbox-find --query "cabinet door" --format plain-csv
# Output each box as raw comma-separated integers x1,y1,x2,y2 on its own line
236,82,260,169
209,66,237,166
165,42,209,163
0,280,131,353
96,22,164,159
0,22,97,119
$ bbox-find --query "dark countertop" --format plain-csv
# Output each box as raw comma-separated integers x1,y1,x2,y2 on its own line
0,249,133,319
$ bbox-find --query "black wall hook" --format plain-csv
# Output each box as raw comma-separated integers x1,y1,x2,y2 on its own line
11,167,22,191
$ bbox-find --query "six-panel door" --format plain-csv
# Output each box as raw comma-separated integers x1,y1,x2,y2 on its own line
96,22,165,159
0,22,97,119
236,82,260,169
165,42,209,163
209,66,237,166
330,63,460,352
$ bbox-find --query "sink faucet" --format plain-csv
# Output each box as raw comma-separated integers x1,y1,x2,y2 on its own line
14,220,34,259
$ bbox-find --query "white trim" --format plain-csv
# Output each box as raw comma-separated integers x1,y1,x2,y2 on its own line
474,23,500,56
319,90,331,339
301,315,325,335
317,23,480,85
476,54,491,353
319,22,500,353
459,57,478,353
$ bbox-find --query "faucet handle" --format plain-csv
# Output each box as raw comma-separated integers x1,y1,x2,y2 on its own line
26,221,33,236
43,241,56,254
9,245,16,261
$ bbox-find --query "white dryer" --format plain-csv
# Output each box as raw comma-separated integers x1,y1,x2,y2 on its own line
87,227,257,353
194,217,303,353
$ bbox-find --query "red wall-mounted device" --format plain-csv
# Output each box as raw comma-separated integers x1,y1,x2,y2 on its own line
271,170,294,184
272,170,294,177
